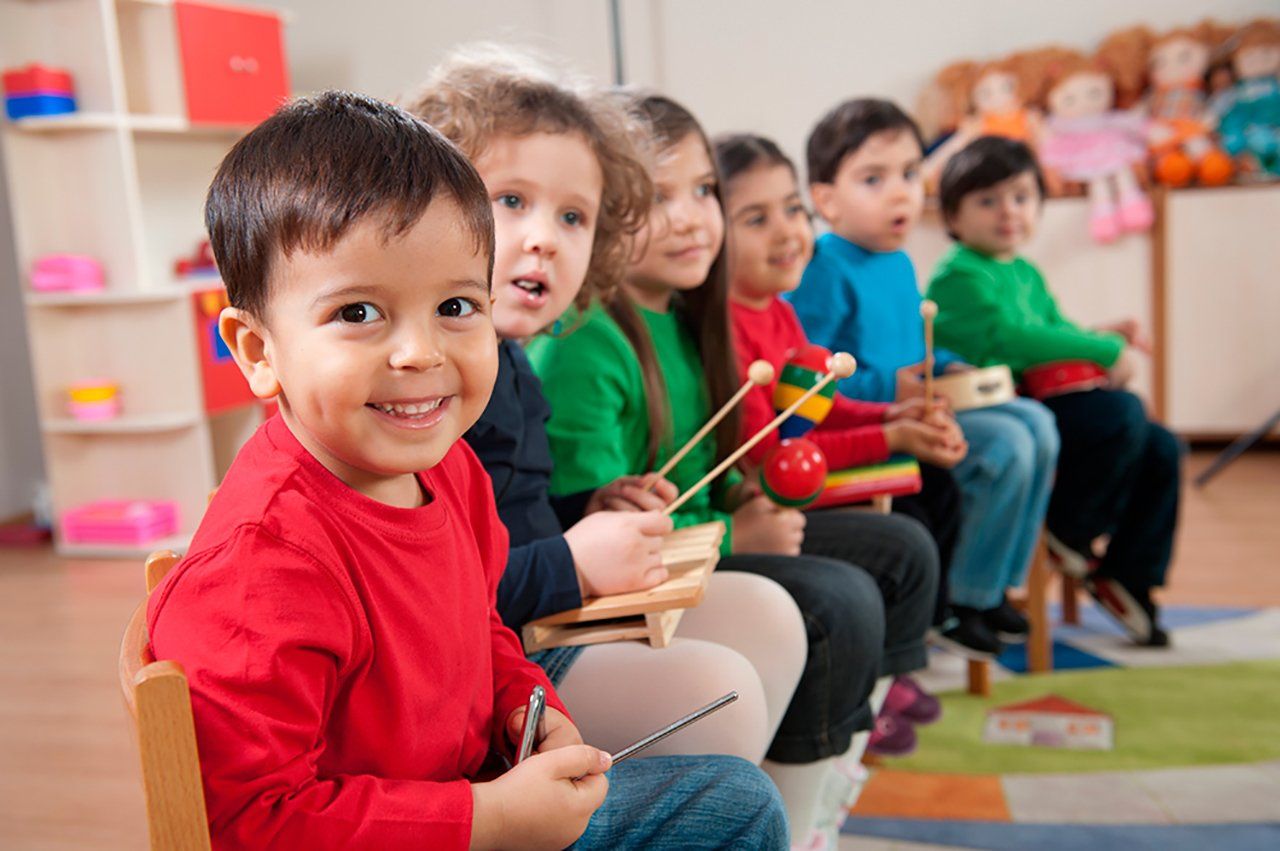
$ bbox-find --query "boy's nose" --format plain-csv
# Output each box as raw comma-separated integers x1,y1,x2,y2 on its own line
389,325,446,371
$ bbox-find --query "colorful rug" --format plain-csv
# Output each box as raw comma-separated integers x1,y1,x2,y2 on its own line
841,603,1280,848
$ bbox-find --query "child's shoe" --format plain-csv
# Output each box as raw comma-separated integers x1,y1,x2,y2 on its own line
932,609,1002,660
983,598,1030,644
866,712,917,757
1089,203,1121,243
1085,574,1153,643
1117,193,1155,232
883,675,942,725
1045,531,1096,580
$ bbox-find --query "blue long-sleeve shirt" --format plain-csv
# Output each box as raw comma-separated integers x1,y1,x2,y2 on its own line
786,233,962,402
465,340,585,632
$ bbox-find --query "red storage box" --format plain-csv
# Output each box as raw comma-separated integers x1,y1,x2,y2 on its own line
175,1,289,125
2,63,75,97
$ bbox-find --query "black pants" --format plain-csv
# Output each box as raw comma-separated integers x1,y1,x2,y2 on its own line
720,512,937,764
891,462,962,623
1042,389,1182,594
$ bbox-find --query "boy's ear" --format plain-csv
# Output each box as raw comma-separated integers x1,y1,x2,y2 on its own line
219,307,282,400
809,182,836,224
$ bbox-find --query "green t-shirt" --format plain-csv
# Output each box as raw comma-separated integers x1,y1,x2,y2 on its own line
526,301,737,552
925,244,1124,378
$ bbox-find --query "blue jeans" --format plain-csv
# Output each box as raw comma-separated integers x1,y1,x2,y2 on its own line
950,398,1059,609
572,754,789,850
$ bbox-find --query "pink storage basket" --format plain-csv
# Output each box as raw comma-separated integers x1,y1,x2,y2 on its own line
61,500,179,545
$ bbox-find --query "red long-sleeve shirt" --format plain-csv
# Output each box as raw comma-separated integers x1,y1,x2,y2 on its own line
731,297,892,469
148,415,565,849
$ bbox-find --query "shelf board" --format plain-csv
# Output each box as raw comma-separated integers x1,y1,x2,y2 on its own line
25,289,186,307
43,413,202,435
129,114,252,137
55,532,191,560
6,113,120,132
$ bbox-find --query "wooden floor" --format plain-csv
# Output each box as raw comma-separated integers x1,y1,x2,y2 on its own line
0,449,1277,849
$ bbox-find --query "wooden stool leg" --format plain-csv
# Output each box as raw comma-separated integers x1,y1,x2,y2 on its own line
1026,538,1052,674
1061,574,1081,625
966,659,991,697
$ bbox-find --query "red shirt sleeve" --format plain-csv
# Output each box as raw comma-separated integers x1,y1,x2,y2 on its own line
148,526,475,850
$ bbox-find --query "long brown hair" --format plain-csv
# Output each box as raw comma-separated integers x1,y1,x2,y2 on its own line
610,93,740,471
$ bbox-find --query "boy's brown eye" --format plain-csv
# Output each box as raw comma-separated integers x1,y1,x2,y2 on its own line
339,302,382,324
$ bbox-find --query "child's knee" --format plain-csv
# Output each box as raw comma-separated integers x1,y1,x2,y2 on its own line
1147,423,1183,477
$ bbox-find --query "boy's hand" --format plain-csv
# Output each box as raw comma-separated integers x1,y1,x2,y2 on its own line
564,511,672,598
585,474,678,514
505,706,582,756
885,396,952,422
1108,347,1138,389
470,745,611,850
725,478,763,512
731,495,805,556
1097,319,1152,355
885,418,968,468
895,362,926,401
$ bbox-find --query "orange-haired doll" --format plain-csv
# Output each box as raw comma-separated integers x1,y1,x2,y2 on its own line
1035,50,1153,243
1100,21,1235,187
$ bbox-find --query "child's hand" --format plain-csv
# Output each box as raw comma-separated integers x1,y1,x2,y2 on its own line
506,706,582,755
731,495,805,556
1108,347,1138,389
1097,319,1152,355
564,511,672,598
885,419,968,468
895,362,926,401
470,745,611,850
885,396,952,422
585,474,678,514
725,478,763,512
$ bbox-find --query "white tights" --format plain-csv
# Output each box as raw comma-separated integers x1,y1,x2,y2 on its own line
553,571,807,763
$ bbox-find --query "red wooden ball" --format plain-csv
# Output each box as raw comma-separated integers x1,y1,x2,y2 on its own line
760,438,828,507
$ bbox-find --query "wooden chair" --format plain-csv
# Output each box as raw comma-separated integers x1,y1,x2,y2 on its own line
964,533,1054,697
119,550,211,851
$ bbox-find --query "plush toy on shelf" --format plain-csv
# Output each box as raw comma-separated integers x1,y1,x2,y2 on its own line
919,53,1050,191
1215,19,1280,176
1035,49,1153,243
1100,21,1236,187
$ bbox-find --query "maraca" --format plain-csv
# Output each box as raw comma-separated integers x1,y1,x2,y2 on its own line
773,344,837,439
760,437,828,508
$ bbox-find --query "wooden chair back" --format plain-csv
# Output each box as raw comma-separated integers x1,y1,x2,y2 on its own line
118,550,211,851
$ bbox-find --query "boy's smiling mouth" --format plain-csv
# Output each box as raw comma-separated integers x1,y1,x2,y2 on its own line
366,396,453,428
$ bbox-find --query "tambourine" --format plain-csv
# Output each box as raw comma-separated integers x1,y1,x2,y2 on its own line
932,365,1015,411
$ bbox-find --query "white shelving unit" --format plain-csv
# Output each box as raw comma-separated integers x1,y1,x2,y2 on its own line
1,0,287,556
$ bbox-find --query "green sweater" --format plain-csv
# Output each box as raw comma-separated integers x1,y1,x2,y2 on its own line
527,302,738,553
925,244,1124,378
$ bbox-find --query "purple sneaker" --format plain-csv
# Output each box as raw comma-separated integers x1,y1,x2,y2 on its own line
866,712,918,757
882,675,942,725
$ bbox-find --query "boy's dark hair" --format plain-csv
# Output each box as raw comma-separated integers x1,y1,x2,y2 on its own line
938,136,1046,238
206,90,494,318
806,98,926,185
712,132,796,186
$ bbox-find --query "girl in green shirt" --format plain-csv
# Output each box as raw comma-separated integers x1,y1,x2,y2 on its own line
530,93,940,848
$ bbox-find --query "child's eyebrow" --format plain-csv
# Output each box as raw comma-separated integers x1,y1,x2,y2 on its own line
731,202,768,220
452,278,490,295
311,284,380,309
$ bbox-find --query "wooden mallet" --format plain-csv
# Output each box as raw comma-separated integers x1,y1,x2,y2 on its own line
646,359,775,490
920,300,938,415
665,353,856,515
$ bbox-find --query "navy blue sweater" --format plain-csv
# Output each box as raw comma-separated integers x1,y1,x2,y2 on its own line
465,340,589,632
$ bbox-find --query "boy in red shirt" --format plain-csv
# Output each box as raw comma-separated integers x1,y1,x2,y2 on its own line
147,92,786,850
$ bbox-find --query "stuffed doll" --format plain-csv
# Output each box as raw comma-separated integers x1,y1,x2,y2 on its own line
1100,21,1235,187
1217,19,1280,175
1036,50,1153,243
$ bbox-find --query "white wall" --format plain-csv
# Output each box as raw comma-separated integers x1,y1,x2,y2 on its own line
0,143,45,519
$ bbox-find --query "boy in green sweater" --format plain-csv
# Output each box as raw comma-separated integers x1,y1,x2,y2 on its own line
927,136,1181,647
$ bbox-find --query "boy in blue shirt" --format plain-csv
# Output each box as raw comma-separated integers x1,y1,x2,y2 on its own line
789,99,1059,657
